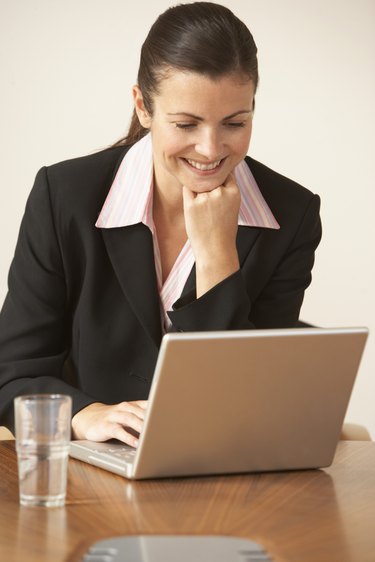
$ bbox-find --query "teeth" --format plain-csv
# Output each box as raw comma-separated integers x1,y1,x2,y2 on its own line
186,159,222,171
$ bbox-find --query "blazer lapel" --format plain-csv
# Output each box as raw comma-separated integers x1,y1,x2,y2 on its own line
101,224,162,347
236,225,262,265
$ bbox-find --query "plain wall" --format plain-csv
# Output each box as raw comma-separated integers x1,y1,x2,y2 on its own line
1,0,374,436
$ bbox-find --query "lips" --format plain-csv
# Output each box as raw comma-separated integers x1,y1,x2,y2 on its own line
186,158,222,171
183,158,226,174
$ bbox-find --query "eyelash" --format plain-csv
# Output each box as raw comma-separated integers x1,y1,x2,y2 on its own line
174,122,246,131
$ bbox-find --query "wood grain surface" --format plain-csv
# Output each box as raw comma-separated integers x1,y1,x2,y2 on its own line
0,440,374,562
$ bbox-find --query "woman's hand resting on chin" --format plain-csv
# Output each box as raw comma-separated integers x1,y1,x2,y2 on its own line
182,174,241,297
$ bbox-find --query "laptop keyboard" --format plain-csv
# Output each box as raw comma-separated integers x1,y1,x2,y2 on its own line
73,440,137,466
104,446,137,462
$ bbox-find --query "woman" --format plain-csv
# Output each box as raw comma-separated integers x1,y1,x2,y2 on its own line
0,2,321,445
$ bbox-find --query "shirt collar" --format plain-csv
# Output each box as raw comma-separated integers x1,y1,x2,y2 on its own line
96,133,154,229
96,133,279,230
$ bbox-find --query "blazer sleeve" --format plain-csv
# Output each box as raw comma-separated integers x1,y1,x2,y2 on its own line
249,193,322,328
168,193,321,330
0,167,95,430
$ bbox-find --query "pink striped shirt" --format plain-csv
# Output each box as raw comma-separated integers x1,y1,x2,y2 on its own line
96,133,279,332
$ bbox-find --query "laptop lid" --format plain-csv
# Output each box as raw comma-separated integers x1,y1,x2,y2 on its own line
130,327,368,479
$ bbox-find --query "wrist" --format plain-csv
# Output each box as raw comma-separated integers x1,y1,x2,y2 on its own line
71,402,103,439
195,255,240,298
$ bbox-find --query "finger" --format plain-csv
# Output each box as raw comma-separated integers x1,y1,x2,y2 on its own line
110,411,145,434
133,400,148,410
110,424,140,448
182,184,196,202
84,412,143,444
117,401,147,419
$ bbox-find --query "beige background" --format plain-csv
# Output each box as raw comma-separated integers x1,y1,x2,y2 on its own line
1,1,374,436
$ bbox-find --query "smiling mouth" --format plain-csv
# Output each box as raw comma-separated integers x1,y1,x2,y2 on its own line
184,158,225,172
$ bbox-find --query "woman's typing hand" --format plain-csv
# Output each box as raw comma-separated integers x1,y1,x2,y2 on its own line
71,400,148,448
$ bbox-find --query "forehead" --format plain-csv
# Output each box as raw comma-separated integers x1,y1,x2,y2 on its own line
153,70,255,114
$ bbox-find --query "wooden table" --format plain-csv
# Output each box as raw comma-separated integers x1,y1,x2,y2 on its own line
0,440,374,562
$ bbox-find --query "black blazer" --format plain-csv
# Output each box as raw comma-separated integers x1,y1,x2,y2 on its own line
0,146,321,430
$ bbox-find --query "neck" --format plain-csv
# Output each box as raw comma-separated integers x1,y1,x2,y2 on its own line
152,175,184,227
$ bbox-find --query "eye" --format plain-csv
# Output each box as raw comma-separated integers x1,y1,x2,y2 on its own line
174,123,197,130
224,122,246,128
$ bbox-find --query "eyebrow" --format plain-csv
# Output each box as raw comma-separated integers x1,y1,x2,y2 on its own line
166,110,252,121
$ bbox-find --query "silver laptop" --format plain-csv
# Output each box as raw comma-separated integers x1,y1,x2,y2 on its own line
69,327,368,480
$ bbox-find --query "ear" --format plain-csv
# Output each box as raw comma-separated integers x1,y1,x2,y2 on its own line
132,85,152,129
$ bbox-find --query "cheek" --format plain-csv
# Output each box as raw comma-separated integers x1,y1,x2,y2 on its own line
235,127,252,155
157,132,187,160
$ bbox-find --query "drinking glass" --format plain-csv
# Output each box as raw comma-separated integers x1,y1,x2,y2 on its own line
14,394,72,507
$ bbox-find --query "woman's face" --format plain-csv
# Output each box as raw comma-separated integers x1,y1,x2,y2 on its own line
134,70,255,195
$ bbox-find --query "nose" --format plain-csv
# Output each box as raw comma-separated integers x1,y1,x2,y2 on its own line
194,128,224,160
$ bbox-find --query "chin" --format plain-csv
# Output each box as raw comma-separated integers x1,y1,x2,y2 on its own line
184,172,229,193
188,182,222,194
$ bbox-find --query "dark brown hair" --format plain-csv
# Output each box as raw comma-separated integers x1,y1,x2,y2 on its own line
115,2,258,147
